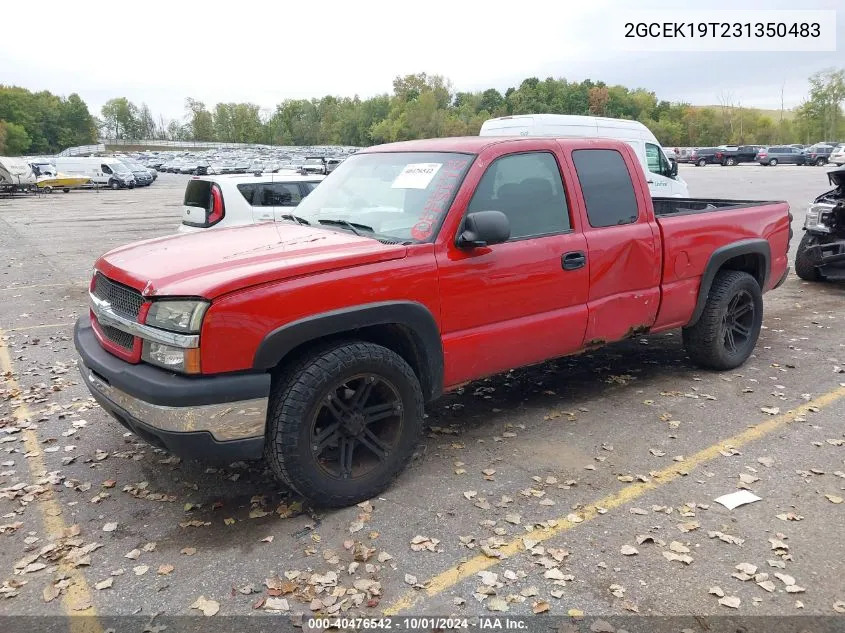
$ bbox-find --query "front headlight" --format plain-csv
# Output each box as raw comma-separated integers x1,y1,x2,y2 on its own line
804,204,831,233
145,300,209,333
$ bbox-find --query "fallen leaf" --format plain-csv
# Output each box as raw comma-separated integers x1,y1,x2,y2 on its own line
261,536,274,543
190,596,220,616
478,571,498,587
620,545,638,556
786,585,806,594
736,563,758,575
719,596,741,609
102,522,117,532
609,584,625,598
776,512,804,521
133,565,149,576
124,549,140,560
157,564,174,575
825,494,843,504
663,551,693,565
758,580,776,593
709,586,725,597
487,597,508,612
760,407,780,415
504,514,521,525
775,572,796,586
42,585,60,602
532,600,550,614
677,521,700,533
94,578,113,590
181,547,196,556
264,596,289,611
404,574,417,586
669,541,690,553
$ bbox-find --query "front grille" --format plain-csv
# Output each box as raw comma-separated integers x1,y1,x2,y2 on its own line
99,323,134,350
92,273,143,319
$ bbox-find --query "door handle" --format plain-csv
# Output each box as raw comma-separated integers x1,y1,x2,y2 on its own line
562,251,586,270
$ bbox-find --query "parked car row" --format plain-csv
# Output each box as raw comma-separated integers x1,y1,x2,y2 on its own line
679,143,844,167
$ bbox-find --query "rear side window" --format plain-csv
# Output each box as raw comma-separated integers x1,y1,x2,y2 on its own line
572,149,638,228
303,182,320,193
258,183,302,206
184,179,212,209
237,183,258,204
238,182,303,206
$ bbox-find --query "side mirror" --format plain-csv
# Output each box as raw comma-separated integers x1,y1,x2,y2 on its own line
457,210,510,248
668,158,678,177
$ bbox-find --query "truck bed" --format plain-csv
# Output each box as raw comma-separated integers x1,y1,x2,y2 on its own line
651,198,791,331
652,197,782,217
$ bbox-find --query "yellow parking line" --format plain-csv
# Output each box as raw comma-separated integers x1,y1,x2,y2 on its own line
383,385,845,615
0,328,102,632
5,322,73,333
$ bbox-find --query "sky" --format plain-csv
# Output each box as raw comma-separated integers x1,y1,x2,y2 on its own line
1,0,842,122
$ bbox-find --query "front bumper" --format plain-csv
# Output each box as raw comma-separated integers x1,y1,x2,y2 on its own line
74,315,270,461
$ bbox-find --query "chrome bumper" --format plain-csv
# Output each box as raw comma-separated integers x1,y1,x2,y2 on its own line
81,365,267,442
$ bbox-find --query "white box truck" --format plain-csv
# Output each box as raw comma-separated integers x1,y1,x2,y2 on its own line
479,114,689,198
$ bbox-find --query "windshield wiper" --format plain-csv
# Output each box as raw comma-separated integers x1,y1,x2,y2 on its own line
317,219,374,236
278,213,310,226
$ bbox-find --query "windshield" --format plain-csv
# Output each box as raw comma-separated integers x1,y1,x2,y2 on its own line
112,162,132,175
291,151,474,242
305,158,324,165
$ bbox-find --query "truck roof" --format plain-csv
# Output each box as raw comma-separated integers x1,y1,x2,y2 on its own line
357,136,632,155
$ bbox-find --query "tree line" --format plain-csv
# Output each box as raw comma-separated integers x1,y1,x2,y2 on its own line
2,68,843,155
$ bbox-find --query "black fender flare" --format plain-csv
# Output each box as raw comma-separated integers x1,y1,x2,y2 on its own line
686,239,771,327
253,301,444,401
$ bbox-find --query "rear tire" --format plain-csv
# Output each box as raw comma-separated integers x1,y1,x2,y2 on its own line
725,157,736,166
265,341,425,508
42,186,53,194
682,270,763,371
768,158,778,166
63,188,70,193
697,158,706,167
795,233,824,281
815,158,826,166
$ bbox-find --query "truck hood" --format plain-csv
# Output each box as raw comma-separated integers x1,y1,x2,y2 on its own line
95,223,407,299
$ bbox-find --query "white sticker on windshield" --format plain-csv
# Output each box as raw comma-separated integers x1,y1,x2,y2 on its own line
391,163,442,189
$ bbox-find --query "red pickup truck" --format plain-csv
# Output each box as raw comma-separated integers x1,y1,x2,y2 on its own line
74,137,791,507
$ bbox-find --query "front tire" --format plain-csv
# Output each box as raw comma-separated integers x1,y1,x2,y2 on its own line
795,233,824,281
725,157,736,166
697,158,706,167
109,179,120,190
265,341,425,508
682,270,763,371
815,158,826,166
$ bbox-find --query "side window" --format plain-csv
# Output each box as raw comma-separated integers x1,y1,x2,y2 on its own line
645,143,662,175
302,182,320,194
259,183,302,207
237,183,257,204
101,164,112,174
465,151,570,240
572,149,639,228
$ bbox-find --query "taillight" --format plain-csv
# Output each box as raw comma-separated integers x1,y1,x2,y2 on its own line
207,184,224,226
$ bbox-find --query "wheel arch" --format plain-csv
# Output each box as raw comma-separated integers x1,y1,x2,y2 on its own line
253,301,444,402
686,239,770,327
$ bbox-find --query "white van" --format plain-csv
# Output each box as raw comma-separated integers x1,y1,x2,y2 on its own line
479,114,690,198
54,157,136,189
